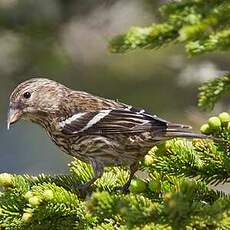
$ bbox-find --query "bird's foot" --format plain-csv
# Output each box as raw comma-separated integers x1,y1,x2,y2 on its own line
114,183,130,194
73,183,92,196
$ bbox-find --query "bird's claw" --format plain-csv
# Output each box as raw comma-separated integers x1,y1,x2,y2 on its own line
114,184,130,194
72,183,92,196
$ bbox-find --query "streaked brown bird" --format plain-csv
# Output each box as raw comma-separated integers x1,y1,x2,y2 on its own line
8,78,208,192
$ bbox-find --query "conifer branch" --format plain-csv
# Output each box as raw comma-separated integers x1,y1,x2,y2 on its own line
109,0,230,55
198,73,230,111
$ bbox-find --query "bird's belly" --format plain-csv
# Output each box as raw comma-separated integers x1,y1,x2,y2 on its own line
49,132,157,166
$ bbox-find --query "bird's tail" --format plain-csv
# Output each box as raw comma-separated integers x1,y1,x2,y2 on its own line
163,122,210,139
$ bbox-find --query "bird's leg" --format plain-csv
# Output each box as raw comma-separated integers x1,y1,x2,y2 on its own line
76,160,104,192
116,162,139,193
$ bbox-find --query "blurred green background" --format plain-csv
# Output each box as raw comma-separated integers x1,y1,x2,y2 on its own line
0,0,229,175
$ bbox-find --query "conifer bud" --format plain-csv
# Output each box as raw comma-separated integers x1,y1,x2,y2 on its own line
200,124,211,134
208,116,221,131
0,173,13,187
22,213,33,222
28,196,41,206
43,190,54,201
144,155,154,166
218,112,230,127
129,179,147,193
24,191,34,200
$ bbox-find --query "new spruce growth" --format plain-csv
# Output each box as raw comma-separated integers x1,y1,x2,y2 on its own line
0,113,229,229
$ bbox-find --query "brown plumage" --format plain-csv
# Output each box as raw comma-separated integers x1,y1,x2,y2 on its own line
8,78,208,192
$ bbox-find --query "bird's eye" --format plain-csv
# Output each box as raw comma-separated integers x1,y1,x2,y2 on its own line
23,92,31,99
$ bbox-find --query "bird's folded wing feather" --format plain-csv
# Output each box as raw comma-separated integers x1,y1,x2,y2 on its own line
59,108,169,135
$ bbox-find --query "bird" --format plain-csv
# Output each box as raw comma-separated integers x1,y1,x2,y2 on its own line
7,78,208,192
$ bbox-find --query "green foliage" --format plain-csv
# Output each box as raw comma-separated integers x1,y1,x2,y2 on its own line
0,173,92,230
110,0,230,56
0,113,229,229
110,0,230,111
198,73,230,111
144,112,230,186
109,23,178,53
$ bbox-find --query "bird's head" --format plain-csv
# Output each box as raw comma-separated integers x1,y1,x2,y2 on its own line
7,78,67,129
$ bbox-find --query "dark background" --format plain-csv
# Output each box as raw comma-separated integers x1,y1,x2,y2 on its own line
0,0,229,176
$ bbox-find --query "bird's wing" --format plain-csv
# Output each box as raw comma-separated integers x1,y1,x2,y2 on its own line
59,107,171,135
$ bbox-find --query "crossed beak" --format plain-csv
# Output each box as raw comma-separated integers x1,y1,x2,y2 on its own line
7,107,22,130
